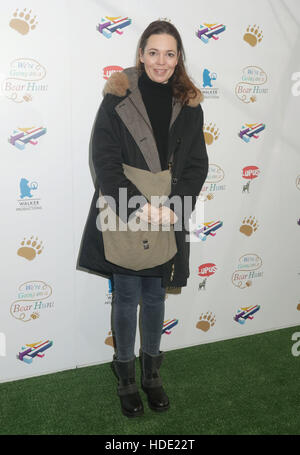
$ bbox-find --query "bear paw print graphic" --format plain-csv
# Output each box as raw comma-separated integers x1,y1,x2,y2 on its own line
196,312,216,332
240,216,259,236
23,94,33,102
9,8,38,35
105,331,115,348
243,25,263,47
203,123,220,146
17,236,44,261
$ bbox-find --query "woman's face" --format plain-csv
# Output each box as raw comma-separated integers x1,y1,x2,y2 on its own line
139,33,179,84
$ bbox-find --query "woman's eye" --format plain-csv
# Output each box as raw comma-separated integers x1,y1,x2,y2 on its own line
148,51,175,57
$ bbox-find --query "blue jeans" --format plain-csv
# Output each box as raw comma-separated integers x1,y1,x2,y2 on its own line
112,274,166,361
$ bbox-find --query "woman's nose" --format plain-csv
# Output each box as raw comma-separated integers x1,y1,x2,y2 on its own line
157,53,165,65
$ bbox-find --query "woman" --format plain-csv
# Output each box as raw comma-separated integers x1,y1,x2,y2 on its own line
78,20,208,418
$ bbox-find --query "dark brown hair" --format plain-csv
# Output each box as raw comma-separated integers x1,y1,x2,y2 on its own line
136,20,202,105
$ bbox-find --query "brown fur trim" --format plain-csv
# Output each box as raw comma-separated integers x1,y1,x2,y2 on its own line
187,88,204,107
103,70,203,106
103,71,129,97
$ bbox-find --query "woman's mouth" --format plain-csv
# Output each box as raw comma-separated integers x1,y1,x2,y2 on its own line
154,69,167,74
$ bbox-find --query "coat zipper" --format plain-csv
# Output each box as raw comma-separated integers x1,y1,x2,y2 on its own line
128,95,178,284
168,134,180,284
170,262,175,282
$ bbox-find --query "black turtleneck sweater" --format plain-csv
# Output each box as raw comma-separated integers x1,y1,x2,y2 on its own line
138,71,173,170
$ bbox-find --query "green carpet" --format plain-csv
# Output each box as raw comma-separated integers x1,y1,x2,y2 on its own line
0,325,299,435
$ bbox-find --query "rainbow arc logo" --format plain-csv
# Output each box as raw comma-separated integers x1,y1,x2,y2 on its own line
97,16,131,38
196,23,226,43
162,319,178,335
239,123,265,143
234,305,260,324
9,127,46,150
193,220,223,241
18,340,53,364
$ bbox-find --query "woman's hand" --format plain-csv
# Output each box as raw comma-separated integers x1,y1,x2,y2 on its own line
137,203,178,226
159,205,178,225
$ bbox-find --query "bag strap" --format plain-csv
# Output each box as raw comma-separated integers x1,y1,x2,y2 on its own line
168,136,182,171
168,151,174,171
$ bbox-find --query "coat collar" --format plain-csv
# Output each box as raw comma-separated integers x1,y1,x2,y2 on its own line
103,67,203,107
103,67,187,173
104,67,183,132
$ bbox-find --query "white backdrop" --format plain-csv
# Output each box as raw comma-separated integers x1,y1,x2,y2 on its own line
0,0,299,383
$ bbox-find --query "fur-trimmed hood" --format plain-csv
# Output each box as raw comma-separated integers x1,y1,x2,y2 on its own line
103,67,203,107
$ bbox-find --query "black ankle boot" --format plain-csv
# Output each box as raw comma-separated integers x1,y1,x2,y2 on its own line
140,351,170,412
111,356,144,418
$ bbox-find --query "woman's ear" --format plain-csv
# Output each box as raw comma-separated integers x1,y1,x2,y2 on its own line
139,48,144,63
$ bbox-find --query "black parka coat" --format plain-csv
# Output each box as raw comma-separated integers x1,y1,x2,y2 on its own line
78,67,208,288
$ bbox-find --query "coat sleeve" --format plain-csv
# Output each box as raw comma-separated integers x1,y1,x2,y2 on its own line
92,96,147,222
169,104,208,227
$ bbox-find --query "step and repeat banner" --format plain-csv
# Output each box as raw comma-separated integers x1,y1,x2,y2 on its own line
0,0,299,382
